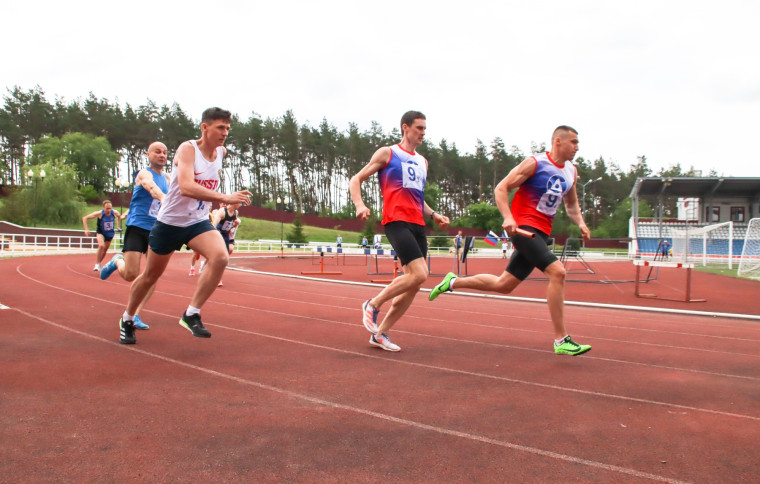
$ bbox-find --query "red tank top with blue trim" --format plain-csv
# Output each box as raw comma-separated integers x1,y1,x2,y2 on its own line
378,144,428,226
510,152,577,235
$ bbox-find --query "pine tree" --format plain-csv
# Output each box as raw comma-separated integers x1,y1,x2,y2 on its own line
286,212,308,244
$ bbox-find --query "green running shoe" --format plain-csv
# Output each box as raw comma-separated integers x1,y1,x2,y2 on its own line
429,272,457,301
554,336,591,356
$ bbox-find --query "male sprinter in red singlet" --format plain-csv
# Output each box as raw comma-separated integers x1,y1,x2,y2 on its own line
429,126,592,356
117,107,252,344
349,111,450,351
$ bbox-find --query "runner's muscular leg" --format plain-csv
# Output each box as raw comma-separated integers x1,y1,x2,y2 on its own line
449,270,522,294
374,258,428,333
126,249,172,315
96,234,108,264
543,260,568,340
119,251,142,281
187,230,228,309
370,257,428,309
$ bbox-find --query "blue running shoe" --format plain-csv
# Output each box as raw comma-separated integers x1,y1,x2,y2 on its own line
100,254,123,280
134,315,150,330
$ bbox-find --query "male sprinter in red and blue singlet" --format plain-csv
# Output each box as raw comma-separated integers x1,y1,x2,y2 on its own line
349,111,450,352
429,125,592,356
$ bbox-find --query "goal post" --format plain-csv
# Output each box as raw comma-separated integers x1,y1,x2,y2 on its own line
738,218,760,280
670,221,734,269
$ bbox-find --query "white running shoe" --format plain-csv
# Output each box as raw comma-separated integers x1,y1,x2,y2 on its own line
93,264,101,271
362,299,379,334
370,333,400,352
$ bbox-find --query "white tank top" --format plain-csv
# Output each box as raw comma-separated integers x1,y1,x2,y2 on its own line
157,140,223,227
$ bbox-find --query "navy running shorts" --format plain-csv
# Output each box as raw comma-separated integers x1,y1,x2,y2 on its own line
149,219,216,256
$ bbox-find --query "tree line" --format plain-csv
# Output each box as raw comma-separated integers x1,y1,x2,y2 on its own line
0,86,708,236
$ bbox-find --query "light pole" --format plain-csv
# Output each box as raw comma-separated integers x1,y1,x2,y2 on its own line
581,177,602,215
277,197,284,258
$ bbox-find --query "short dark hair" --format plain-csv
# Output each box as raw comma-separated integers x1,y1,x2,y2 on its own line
552,125,578,142
202,107,232,124
400,110,426,130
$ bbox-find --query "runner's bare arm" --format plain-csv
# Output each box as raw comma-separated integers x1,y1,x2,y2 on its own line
495,157,537,235
81,210,101,235
174,143,251,205
423,202,450,229
135,169,166,201
349,146,392,221
563,182,590,241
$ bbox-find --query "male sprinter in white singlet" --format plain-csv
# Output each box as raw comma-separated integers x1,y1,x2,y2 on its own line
118,107,252,345
429,126,592,356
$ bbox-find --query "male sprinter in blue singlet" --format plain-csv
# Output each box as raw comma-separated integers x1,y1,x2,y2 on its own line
117,108,251,345
349,111,450,351
100,141,170,329
83,200,121,271
429,126,592,356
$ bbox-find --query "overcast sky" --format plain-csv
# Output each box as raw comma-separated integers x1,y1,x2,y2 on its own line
3,0,759,178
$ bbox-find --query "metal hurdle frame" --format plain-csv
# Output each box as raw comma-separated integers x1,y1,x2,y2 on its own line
633,259,706,302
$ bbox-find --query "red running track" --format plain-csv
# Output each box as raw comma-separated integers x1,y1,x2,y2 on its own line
1,253,759,482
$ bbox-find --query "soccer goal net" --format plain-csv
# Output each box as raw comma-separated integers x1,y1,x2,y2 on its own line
671,221,734,268
738,218,760,280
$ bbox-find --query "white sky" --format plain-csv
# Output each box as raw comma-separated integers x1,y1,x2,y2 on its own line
3,0,759,177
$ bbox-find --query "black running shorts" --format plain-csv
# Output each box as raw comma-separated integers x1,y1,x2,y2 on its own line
506,225,558,280
383,221,428,266
96,229,114,243
149,219,216,256
122,225,151,254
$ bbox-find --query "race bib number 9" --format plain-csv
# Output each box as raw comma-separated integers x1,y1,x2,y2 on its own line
402,161,425,191
536,175,567,216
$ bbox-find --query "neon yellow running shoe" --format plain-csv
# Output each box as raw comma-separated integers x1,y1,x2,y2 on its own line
429,272,456,301
554,336,591,356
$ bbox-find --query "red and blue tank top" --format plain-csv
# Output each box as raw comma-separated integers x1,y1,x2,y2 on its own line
378,144,427,226
510,152,577,235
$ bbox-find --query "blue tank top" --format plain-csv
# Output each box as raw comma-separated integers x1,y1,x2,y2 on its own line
99,210,116,238
126,167,169,231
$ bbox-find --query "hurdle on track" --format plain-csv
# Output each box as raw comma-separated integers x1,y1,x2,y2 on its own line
633,259,706,303
301,249,343,275
304,246,402,276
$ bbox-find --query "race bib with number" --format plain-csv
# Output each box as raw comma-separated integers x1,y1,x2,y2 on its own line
536,175,567,216
148,199,161,217
402,161,425,191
